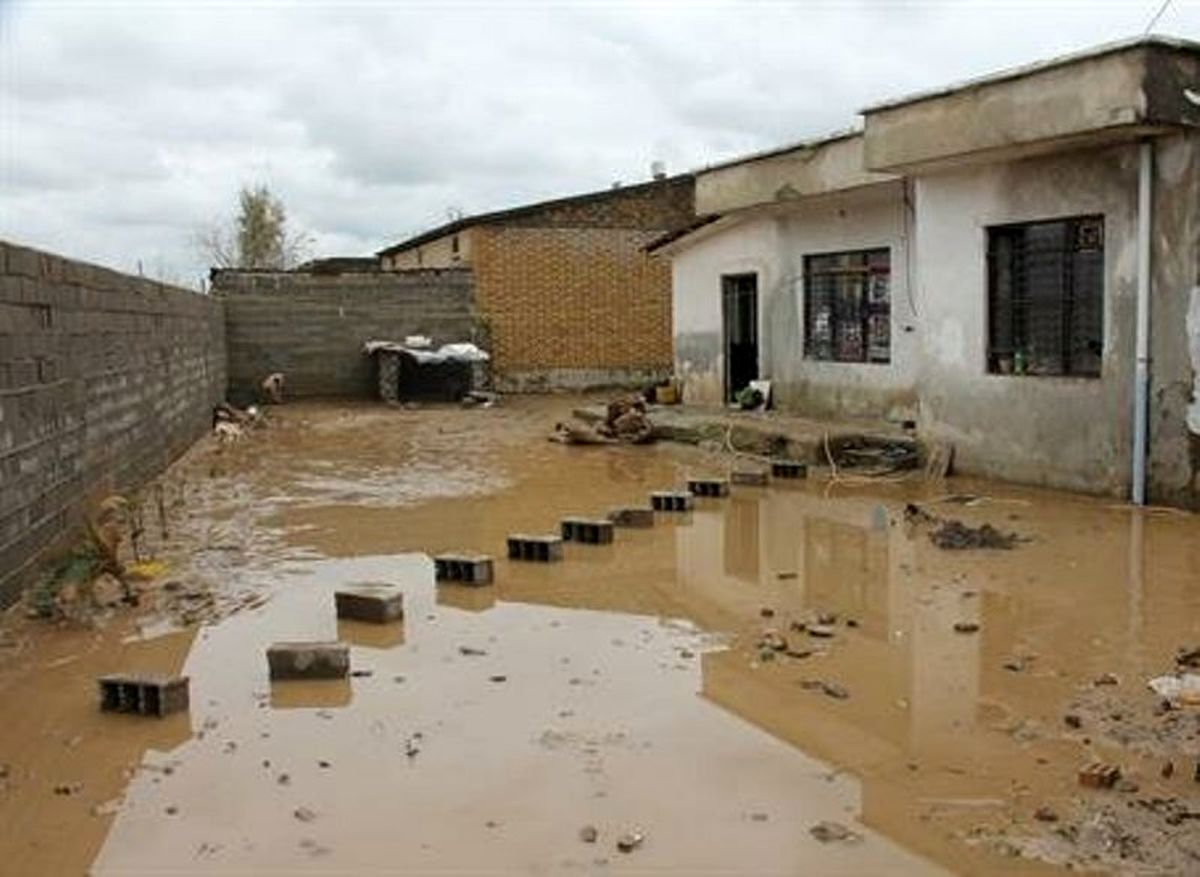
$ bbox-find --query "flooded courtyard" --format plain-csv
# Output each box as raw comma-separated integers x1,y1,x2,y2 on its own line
2,398,1199,875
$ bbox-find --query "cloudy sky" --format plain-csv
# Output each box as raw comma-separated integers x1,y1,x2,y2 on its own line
1,0,1197,287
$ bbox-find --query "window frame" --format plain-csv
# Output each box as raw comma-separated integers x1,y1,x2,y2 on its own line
984,214,1105,379
802,246,892,366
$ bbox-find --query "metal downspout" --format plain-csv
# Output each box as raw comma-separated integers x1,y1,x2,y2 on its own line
1132,139,1153,505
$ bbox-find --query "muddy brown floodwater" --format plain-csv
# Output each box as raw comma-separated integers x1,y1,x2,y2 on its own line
2,398,1200,875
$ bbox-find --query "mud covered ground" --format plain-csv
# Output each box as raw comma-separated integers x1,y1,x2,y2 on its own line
1,398,1199,875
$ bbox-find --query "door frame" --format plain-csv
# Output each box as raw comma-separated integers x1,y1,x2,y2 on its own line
720,272,759,403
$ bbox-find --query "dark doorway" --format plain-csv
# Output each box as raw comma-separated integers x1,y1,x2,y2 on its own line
722,273,758,403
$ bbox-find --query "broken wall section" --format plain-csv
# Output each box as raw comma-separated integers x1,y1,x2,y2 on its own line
0,241,227,606
214,268,478,399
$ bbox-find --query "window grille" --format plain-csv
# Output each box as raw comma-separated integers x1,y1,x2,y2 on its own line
803,248,891,364
987,216,1103,377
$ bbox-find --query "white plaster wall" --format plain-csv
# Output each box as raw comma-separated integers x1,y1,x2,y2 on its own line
671,215,780,405
670,185,915,417
914,142,1140,493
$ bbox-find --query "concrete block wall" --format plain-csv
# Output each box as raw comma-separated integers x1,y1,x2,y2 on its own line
0,241,227,605
214,268,477,399
471,226,673,391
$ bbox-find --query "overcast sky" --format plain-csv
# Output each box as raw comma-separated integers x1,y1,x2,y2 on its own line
1,0,1197,287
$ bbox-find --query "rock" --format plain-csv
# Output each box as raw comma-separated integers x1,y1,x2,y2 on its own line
165,805,178,815
807,624,835,638
53,782,82,796
758,629,788,652
1064,714,1083,729
750,812,769,822
821,682,850,700
616,829,645,853
789,621,806,633
953,622,980,634
1093,673,1119,686
809,821,861,843
579,825,598,843
1034,806,1058,822
489,675,507,683
1115,778,1139,793
294,807,317,822
1161,761,1174,778
459,646,487,657
760,607,775,618
816,612,837,625
1003,658,1027,672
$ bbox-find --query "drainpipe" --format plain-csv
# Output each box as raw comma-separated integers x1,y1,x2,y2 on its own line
1131,138,1153,506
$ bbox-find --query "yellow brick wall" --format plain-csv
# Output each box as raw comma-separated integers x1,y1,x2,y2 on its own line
471,225,672,376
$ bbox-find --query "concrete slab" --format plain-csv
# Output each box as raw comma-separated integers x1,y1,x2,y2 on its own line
335,585,404,623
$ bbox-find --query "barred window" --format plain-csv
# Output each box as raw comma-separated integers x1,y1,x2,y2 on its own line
987,216,1103,377
803,248,891,364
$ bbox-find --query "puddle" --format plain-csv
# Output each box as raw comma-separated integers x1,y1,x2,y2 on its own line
91,554,937,874
1,399,1198,874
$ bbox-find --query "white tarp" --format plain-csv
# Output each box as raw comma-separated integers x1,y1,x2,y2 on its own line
363,340,490,364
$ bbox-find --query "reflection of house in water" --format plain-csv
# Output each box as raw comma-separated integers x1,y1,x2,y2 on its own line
675,489,982,761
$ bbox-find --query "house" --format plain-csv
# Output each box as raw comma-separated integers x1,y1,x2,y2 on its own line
651,36,1200,506
378,173,696,391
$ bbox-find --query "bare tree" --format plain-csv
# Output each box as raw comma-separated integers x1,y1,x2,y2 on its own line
196,184,312,270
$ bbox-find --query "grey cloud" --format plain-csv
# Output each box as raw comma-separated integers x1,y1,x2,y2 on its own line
0,0,1192,283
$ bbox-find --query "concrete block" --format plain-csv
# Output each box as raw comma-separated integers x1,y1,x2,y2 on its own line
506,534,563,562
267,641,350,680
98,673,189,717
434,553,494,585
687,478,730,498
1078,762,1121,789
771,460,808,479
730,468,769,487
650,491,694,512
607,507,655,528
561,517,615,544
334,584,404,623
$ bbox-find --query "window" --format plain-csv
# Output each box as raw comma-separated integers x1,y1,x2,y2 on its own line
804,248,891,364
451,235,460,256
987,216,1103,377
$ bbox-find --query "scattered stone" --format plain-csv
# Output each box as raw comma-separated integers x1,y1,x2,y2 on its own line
776,572,798,580
1175,646,1200,669
317,760,331,769
459,646,487,657
349,670,373,678
679,649,695,659
809,820,861,843
758,629,788,652
816,612,837,626
579,825,598,843
1094,673,1119,686
807,624,835,638
845,619,859,629
616,829,645,853
165,805,178,816
294,807,317,822
53,782,82,796
1078,762,1121,789
1115,778,1140,794
821,682,850,700
789,621,806,633
1161,761,1175,779
784,649,812,660
1034,806,1059,823
1003,658,1027,672
489,675,507,683
760,607,775,618
1064,714,1083,729
953,622,980,634
277,773,291,785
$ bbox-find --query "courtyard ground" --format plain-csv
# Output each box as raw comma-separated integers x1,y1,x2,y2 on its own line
1,397,1198,875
